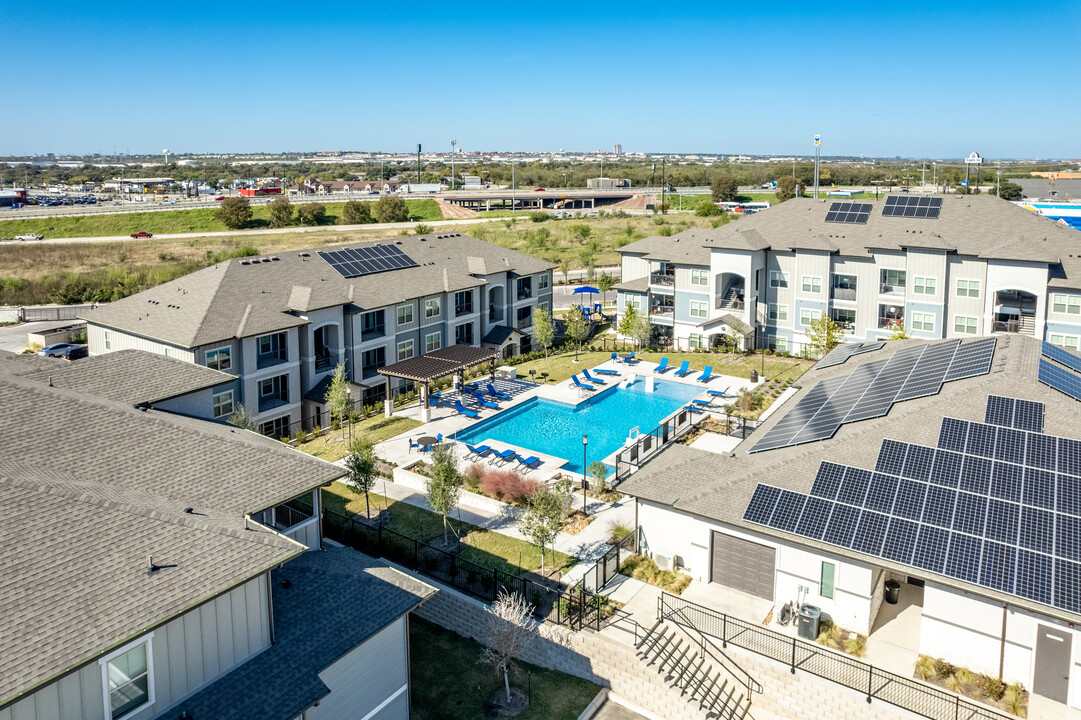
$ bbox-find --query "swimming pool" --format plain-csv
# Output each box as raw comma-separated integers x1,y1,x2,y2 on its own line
454,377,703,474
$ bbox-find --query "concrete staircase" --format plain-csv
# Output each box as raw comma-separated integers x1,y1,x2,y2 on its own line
636,621,752,720
1019,314,1036,336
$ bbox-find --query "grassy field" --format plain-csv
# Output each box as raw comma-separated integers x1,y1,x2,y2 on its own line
324,482,577,576
410,617,599,720
0,199,443,238
294,415,422,462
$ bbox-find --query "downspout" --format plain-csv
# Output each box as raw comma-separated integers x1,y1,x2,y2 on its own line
266,571,276,645
999,603,1007,681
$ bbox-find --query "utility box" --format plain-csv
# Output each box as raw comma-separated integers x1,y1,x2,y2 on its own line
797,604,821,641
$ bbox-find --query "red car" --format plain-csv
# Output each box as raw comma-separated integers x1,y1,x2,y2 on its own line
534,188,546,192
131,231,153,238
214,196,226,201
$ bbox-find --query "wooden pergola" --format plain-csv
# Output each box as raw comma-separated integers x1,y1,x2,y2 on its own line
377,345,500,421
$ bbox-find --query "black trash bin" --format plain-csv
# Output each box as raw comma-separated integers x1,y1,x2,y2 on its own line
884,580,901,605
797,604,821,641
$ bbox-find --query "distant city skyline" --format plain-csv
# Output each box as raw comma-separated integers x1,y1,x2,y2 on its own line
2,2,1078,158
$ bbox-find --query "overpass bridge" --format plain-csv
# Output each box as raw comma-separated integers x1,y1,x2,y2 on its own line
441,189,648,212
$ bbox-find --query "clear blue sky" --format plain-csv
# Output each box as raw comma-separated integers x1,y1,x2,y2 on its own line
2,1,1078,159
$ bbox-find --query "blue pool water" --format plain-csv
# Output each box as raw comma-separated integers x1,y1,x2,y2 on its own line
454,378,703,474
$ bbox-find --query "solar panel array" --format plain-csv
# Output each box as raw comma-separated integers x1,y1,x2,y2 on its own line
825,202,872,224
881,195,943,219
1038,341,1081,402
750,338,997,453
815,342,886,370
985,395,1045,433
743,396,1081,614
1042,341,1081,374
318,244,419,279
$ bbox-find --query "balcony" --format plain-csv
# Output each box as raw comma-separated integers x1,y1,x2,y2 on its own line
650,272,675,287
258,394,290,413
878,316,905,330
315,353,332,372
516,289,533,301
455,303,473,317
993,316,1036,336
516,315,532,330
831,287,857,302
488,308,504,323
361,326,385,341
361,365,384,380
879,283,905,296
256,351,287,370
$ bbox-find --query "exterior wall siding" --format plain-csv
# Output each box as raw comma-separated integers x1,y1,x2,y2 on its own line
152,384,237,421
306,617,409,720
621,254,649,282
87,325,194,362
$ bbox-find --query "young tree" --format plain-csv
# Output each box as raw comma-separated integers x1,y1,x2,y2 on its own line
519,484,568,574
886,320,910,341
531,306,555,359
215,196,252,229
596,271,615,307
414,223,433,235
618,305,650,348
340,200,373,225
297,202,326,226
992,181,1023,201
227,402,258,432
711,175,739,202
564,306,590,362
345,436,377,519
324,364,351,437
695,201,722,217
587,461,609,494
267,196,294,228
482,590,539,704
558,256,572,285
806,316,845,357
775,176,799,202
373,194,409,223
425,443,462,545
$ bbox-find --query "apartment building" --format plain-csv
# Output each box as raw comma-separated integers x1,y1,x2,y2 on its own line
614,196,1081,354
81,232,554,436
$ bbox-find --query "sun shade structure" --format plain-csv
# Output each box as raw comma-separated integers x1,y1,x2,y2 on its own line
378,345,499,420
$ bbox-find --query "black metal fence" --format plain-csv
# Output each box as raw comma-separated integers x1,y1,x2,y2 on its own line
658,592,1013,720
578,528,641,592
613,408,695,483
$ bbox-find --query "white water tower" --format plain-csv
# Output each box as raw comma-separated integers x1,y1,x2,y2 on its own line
163,149,170,165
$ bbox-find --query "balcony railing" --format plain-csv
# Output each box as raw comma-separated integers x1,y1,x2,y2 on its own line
718,295,745,311
878,316,904,330
831,287,857,301
362,365,384,380
258,394,290,412
650,272,675,287
650,306,675,317
516,315,532,330
516,289,533,301
455,304,473,317
879,283,905,295
315,354,331,371
488,308,503,323
256,352,288,370
992,319,1035,336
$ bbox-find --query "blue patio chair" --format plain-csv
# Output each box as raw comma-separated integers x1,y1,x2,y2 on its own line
653,357,670,374
436,433,443,443
515,455,541,471
627,351,637,364
707,387,731,398
592,366,619,376
581,368,607,385
571,375,595,391
674,360,692,377
408,437,421,453
490,448,516,465
611,352,621,364
696,365,713,383
454,400,479,418
474,391,499,409
486,383,511,400
465,444,491,460
428,391,441,407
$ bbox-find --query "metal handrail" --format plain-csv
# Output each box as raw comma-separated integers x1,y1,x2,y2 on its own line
662,602,764,698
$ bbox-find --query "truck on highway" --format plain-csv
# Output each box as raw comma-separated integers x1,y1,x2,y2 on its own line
15,233,43,241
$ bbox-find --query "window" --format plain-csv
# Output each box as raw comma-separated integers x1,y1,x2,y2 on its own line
954,315,978,334
516,306,532,326
516,277,533,300
880,269,906,291
396,304,413,326
691,269,708,286
260,416,291,438
361,310,385,338
801,276,822,294
771,336,788,352
101,635,153,720
454,290,473,316
425,332,440,353
538,273,549,290
768,303,788,321
538,301,550,313
690,301,707,319
956,279,981,298
397,339,414,361
820,562,835,600
911,312,935,332
830,308,856,329
256,332,287,367
913,277,936,295
424,298,440,318
625,294,643,311
212,391,234,419
361,347,386,378
1050,334,1081,351
104,331,111,350
164,348,172,358
455,323,474,345
770,271,789,288
206,346,231,371
1052,293,1081,315
800,308,822,326
259,375,287,401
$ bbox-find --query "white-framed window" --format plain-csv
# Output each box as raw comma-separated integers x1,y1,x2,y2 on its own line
911,312,935,332
820,562,836,600
625,294,643,311
164,348,172,358
769,303,788,321
104,331,112,350
206,346,231,371
1050,334,1081,351
424,298,440,318
801,276,822,294
1052,293,1081,315
396,304,413,326
955,279,981,298
538,301,550,312
913,276,936,295
770,271,789,288
538,273,549,290
800,308,822,326
690,300,707,319
691,269,708,286
954,315,978,334
100,634,154,720
212,390,234,419
425,331,440,353
689,333,707,349
397,339,414,360
771,336,788,352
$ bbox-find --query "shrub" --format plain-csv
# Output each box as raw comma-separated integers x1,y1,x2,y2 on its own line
606,519,633,544
915,655,937,681
297,202,326,226
979,675,1006,701
844,635,867,657
529,212,551,222
463,462,486,492
294,429,309,443
480,469,540,505
414,223,433,234
658,226,673,236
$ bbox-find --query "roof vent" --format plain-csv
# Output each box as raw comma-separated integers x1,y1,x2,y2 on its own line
241,260,251,265
184,507,194,514
298,252,310,257
271,256,280,261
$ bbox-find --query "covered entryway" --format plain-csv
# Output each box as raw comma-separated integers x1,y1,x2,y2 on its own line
1033,624,1072,703
994,289,1038,336
709,531,776,601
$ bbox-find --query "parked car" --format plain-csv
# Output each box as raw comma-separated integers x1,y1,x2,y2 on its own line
15,233,43,241
39,343,79,357
130,231,153,238
214,196,226,201
61,346,89,360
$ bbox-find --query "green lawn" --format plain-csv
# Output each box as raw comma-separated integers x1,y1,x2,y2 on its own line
324,482,577,576
410,617,599,720
0,199,443,238
294,415,422,462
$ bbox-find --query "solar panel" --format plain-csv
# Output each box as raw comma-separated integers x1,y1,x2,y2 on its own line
1042,341,1081,374
959,455,992,494
1038,358,1081,402
318,243,419,279
790,361,883,445
945,533,983,584
893,478,928,520
904,445,938,483
953,492,988,535
1053,559,1081,613
815,342,885,370
1014,400,1045,433
749,377,848,453
795,497,833,540
1055,515,1081,561
912,525,950,573
943,337,997,382
1057,471,1081,515
1061,438,1081,477
742,484,782,525
810,462,846,499
984,395,1015,428
825,202,872,224
882,195,943,219
882,518,919,564
843,346,926,423
990,462,1023,503
865,473,900,513
926,448,960,486
1023,467,1056,510
1015,550,1053,605
894,340,960,402
938,418,970,453
994,428,1027,466
770,490,808,532
822,503,861,547
852,511,890,555
923,486,958,528
1019,506,1055,552
985,499,1020,544
837,467,872,506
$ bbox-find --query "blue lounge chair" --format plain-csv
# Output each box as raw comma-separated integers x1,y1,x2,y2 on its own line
571,375,595,391
674,360,692,377
515,455,541,471
707,387,731,398
454,400,479,418
684,403,706,414
696,365,713,383
436,433,443,443
490,448,516,465
691,398,714,407
593,366,619,376
474,391,499,409
486,383,511,400
653,357,670,374
581,368,607,385
465,443,491,460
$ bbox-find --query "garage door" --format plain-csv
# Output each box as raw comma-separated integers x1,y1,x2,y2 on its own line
710,531,776,600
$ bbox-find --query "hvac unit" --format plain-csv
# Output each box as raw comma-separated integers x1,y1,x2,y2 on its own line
654,554,672,571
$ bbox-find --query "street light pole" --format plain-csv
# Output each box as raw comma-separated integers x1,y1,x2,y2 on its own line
582,435,589,516
346,387,352,442
450,140,456,190
511,161,516,215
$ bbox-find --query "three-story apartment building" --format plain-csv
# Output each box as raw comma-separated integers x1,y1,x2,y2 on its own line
615,196,1081,355
81,232,554,436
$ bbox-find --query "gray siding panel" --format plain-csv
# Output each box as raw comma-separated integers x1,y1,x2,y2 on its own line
307,618,409,720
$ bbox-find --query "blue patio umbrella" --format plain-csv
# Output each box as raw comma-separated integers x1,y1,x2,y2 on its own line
572,285,600,314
